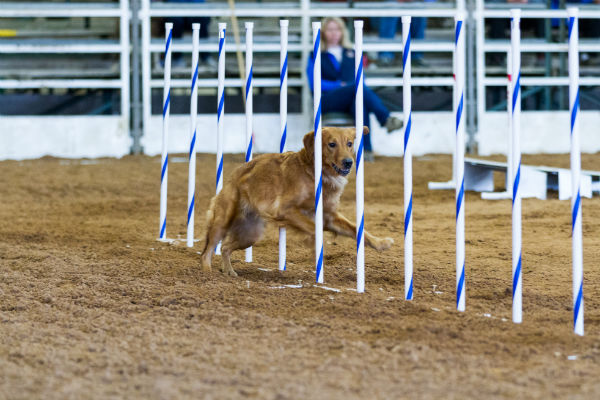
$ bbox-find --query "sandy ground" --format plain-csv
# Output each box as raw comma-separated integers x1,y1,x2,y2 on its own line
1,152,599,399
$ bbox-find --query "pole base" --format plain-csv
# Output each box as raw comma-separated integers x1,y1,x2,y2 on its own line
428,180,455,190
481,191,511,200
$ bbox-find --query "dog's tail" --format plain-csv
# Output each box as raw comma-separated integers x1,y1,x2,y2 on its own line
200,196,217,256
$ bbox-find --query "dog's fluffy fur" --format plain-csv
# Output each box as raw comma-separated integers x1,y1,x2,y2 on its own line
200,126,394,276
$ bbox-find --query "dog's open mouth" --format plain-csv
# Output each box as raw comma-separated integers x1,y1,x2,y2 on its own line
332,163,351,176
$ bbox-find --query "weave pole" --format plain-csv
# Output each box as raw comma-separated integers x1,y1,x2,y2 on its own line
455,14,466,312
312,22,324,284
159,22,173,241
510,9,522,323
402,16,413,301
279,19,289,272
186,23,200,248
215,23,226,255
244,22,254,263
354,20,365,293
568,7,584,336
507,47,513,197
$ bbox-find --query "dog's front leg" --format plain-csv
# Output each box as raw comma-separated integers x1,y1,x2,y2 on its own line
281,209,316,238
326,212,393,251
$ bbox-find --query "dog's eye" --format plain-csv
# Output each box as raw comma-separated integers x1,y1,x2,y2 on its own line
328,142,336,148
347,141,352,147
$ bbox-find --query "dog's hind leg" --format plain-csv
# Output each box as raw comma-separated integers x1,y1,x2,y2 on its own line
200,195,237,272
220,209,265,276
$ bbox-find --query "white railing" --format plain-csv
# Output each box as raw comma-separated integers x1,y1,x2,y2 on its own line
0,1,130,125
3,1,598,159
139,0,466,141
475,0,600,119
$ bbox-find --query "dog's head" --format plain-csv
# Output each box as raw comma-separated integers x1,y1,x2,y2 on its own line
303,126,369,177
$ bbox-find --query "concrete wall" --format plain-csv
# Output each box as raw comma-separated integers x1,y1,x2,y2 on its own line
2,111,599,160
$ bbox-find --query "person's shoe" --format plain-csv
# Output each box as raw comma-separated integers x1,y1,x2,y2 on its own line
364,150,375,162
412,58,429,68
203,55,218,69
377,57,395,67
385,116,403,133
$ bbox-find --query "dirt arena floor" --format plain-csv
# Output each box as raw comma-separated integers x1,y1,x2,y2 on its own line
1,151,599,399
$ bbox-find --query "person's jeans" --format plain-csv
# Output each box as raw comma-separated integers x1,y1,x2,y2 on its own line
378,17,427,61
171,16,211,61
322,85,390,152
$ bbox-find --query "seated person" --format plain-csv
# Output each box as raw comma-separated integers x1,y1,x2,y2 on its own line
306,17,404,161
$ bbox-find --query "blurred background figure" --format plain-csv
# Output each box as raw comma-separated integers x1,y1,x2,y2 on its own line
377,0,436,67
164,0,213,68
307,17,404,161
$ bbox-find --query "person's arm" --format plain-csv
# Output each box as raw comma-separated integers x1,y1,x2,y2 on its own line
306,53,343,92
306,54,315,92
322,79,342,91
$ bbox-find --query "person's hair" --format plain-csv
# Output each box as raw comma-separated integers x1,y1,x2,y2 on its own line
320,17,352,50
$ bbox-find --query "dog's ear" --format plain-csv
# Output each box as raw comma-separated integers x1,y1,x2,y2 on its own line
362,126,369,135
303,131,314,154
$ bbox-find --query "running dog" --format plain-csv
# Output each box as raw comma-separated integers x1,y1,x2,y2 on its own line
200,126,394,276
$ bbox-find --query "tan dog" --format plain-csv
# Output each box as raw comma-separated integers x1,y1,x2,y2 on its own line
200,126,394,276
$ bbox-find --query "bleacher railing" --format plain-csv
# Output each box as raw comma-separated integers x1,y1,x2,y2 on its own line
139,0,466,141
475,0,600,119
0,1,130,126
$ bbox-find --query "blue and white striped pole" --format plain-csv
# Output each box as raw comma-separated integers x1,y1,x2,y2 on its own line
402,16,413,301
186,23,200,248
215,23,226,255
244,22,254,263
507,48,513,197
568,7,584,336
455,13,466,312
354,20,365,293
279,19,289,272
312,22,324,284
159,22,173,241
510,9,522,323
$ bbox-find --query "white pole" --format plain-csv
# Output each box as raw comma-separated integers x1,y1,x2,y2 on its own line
141,0,151,158
312,22,324,284
402,16,413,301
354,20,365,293
159,22,173,241
568,7,584,336
455,14,466,312
244,22,254,263
510,9,522,324
507,47,513,197
279,19,289,272
187,24,200,248
216,22,226,256
119,0,130,129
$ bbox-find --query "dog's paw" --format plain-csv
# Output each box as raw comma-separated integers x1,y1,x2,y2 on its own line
201,261,212,273
374,237,394,251
227,269,238,277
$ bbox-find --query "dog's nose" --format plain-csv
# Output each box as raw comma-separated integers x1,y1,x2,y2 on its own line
342,158,353,169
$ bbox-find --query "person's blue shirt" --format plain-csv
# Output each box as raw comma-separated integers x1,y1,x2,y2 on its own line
306,48,357,93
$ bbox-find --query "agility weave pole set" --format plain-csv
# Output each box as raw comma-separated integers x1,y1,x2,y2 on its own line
158,10,584,335
156,20,295,272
